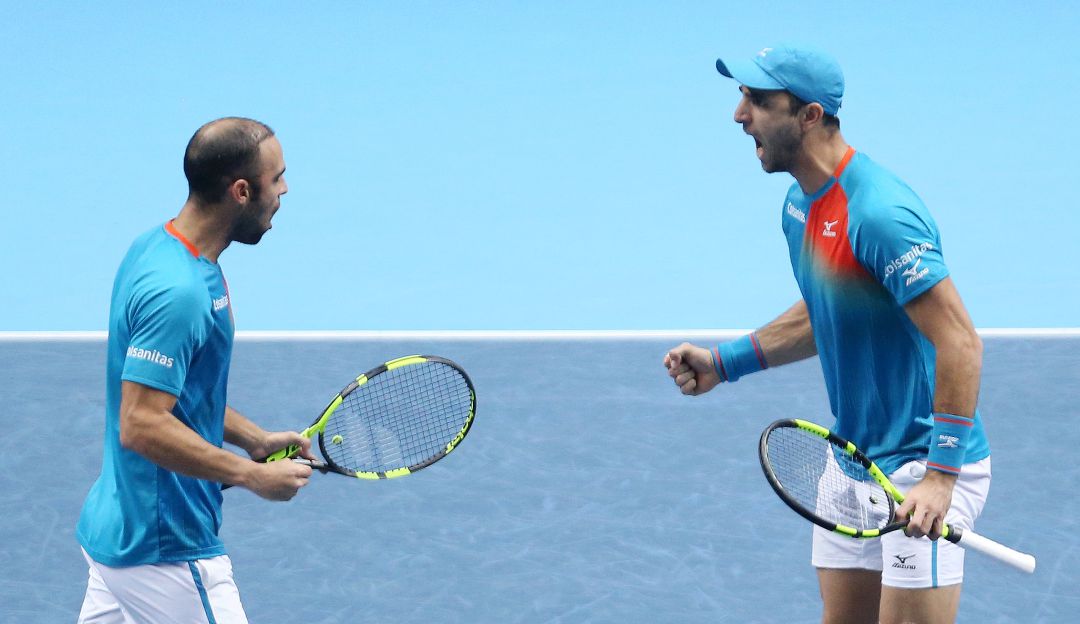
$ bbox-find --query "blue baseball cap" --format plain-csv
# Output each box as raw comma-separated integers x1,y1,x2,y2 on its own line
715,44,844,115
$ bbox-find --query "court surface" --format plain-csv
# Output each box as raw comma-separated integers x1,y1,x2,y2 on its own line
1,336,1076,623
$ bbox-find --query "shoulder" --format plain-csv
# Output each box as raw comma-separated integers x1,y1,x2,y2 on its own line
841,153,937,236
842,153,924,208
124,225,200,280
121,227,210,317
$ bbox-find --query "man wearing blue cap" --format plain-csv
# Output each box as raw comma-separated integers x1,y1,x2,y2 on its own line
664,45,990,624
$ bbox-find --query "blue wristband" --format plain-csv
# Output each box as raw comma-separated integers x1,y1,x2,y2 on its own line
926,412,974,475
712,333,768,383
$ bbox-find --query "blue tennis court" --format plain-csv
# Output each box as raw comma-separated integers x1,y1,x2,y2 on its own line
1,336,1076,623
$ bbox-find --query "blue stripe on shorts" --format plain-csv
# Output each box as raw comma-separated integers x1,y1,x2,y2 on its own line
188,561,218,624
931,540,939,588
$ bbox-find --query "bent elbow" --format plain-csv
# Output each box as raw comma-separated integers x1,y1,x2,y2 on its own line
118,423,140,452
119,410,151,454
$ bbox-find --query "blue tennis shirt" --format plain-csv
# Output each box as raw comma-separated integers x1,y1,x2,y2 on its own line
782,148,990,475
77,221,234,566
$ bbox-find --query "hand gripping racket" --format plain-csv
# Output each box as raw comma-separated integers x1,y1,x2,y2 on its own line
759,419,1035,573
226,355,476,486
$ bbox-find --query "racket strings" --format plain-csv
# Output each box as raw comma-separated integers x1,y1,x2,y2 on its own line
766,427,892,531
323,362,473,474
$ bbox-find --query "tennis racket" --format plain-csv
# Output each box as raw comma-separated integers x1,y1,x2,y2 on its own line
759,418,1035,573
225,355,476,487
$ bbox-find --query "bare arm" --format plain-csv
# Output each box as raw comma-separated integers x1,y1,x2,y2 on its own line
120,381,312,500
893,277,983,539
903,277,983,417
223,405,315,463
755,299,817,366
665,299,816,395
224,405,265,453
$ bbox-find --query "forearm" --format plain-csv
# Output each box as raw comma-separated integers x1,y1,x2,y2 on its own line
903,278,983,476
931,332,982,417
755,299,817,367
708,300,816,384
122,406,257,486
224,405,269,455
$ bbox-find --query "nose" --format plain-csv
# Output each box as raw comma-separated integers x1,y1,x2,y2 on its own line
280,178,289,196
734,97,751,125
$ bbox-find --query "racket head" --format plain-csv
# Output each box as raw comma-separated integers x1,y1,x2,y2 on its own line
316,355,476,479
759,419,905,538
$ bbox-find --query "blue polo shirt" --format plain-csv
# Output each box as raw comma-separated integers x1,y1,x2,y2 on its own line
782,148,990,475
77,221,235,566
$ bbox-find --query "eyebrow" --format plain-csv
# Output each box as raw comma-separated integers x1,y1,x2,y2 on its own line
742,86,785,106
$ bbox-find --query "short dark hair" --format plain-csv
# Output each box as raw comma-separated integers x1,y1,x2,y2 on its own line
183,117,275,202
788,93,840,129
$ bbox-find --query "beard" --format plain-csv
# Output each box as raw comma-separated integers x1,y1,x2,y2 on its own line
230,183,275,245
759,121,804,173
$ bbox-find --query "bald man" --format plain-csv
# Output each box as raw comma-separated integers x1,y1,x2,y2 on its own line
76,118,313,623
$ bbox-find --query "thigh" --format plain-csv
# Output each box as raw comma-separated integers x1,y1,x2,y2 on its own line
190,556,248,624
879,584,961,624
812,524,883,571
78,550,131,624
84,553,248,624
813,528,883,624
817,568,881,624
811,450,890,571
880,458,991,589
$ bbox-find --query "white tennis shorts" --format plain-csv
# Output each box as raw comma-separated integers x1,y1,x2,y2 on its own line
77,548,249,624
811,456,992,589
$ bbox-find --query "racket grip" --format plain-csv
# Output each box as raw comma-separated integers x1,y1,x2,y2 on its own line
948,526,1036,573
221,444,302,490
264,444,301,463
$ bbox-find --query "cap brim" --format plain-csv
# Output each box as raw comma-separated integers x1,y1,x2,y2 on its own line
715,57,784,91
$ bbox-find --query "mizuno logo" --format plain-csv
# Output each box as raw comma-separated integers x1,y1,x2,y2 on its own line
892,554,917,569
902,257,931,286
937,434,960,449
822,220,839,237
758,47,773,58
902,258,922,279
126,345,175,368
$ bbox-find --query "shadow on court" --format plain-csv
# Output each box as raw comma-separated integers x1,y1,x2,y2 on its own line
0,337,1076,623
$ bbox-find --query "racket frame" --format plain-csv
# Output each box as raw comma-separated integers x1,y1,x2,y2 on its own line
266,354,477,480
759,418,907,539
759,418,1036,573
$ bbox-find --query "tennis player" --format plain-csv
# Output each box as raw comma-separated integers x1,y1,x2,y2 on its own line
664,45,991,624
75,117,315,623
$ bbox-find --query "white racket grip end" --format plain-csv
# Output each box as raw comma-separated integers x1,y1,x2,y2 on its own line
953,527,1036,573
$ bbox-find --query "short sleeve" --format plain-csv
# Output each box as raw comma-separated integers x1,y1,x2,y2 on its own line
122,279,210,396
850,203,949,306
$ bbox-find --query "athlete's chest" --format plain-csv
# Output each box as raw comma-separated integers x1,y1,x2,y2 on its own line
784,184,869,284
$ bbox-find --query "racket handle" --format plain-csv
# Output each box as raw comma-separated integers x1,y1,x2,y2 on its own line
221,444,302,490
264,444,301,462
947,526,1036,573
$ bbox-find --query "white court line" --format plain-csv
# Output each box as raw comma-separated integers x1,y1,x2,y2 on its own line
2,328,1079,341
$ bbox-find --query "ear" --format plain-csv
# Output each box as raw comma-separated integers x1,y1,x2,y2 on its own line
800,102,826,129
228,179,252,204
